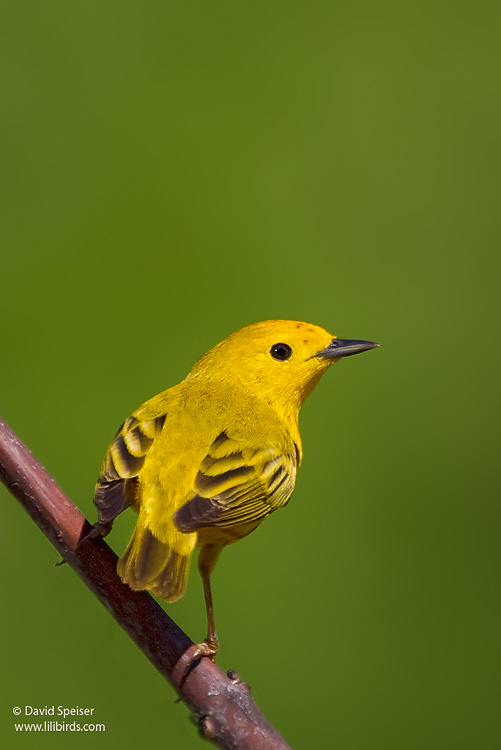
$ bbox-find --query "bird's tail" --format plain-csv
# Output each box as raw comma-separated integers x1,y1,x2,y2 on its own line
117,520,196,603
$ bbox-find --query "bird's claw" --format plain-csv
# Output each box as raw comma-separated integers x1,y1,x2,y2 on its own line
174,638,219,688
192,638,218,663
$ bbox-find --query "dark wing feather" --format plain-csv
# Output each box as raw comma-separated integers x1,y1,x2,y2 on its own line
174,431,296,532
94,414,166,525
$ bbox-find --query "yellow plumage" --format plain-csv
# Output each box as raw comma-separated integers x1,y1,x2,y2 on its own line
92,320,378,658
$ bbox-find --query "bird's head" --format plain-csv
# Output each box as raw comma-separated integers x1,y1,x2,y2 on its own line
190,320,379,417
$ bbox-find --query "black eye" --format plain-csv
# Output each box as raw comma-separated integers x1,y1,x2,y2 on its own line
270,342,292,361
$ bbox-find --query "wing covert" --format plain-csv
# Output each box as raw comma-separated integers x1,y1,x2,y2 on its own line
174,431,297,532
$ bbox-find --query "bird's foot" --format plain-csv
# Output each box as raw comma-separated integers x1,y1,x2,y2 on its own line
192,634,219,663
174,635,219,688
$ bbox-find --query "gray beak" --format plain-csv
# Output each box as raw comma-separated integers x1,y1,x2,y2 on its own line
316,338,380,359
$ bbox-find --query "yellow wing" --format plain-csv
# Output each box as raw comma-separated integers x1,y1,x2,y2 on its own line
174,430,298,531
93,412,166,526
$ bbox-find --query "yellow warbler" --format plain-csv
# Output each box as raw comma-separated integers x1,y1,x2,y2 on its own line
91,320,378,659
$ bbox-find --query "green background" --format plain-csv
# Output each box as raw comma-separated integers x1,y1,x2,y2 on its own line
1,2,499,748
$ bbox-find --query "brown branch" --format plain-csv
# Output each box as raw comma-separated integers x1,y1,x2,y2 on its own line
0,416,291,750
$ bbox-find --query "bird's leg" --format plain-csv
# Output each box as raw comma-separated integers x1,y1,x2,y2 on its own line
192,544,222,662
